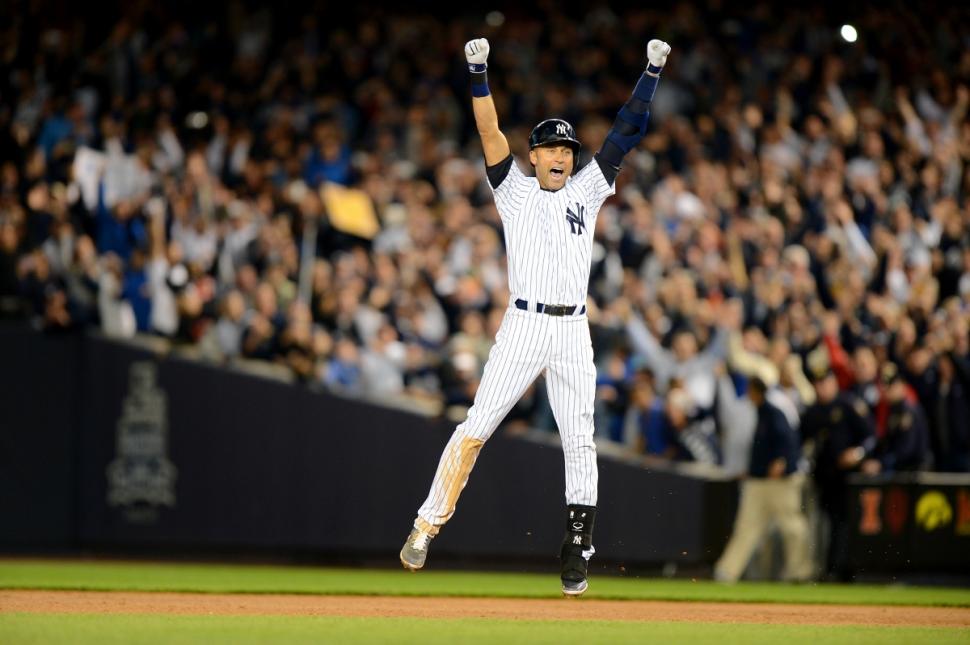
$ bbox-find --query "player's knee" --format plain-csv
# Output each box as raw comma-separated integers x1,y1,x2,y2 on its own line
454,418,492,443
563,436,596,456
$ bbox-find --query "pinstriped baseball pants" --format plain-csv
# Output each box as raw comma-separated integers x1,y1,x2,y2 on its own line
416,306,597,532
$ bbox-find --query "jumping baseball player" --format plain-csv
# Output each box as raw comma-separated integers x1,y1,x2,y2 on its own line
400,35,671,596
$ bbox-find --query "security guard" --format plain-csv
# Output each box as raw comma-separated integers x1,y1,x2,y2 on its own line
871,363,929,473
714,377,812,582
800,352,875,580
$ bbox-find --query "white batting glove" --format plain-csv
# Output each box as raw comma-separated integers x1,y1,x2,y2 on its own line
465,38,490,69
646,39,671,74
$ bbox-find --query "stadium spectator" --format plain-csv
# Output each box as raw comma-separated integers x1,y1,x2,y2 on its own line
0,2,968,479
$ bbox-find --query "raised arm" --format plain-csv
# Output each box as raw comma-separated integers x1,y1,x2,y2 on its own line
595,39,671,185
625,309,676,377
464,38,511,166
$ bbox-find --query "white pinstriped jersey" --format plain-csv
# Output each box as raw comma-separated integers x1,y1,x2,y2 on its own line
410,65,661,570
490,158,615,306
414,155,611,534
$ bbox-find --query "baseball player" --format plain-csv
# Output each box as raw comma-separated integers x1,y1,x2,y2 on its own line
400,35,671,596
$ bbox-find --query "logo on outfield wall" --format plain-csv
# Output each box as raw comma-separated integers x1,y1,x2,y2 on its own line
106,362,177,523
885,487,909,536
858,488,882,535
915,491,952,532
956,490,970,536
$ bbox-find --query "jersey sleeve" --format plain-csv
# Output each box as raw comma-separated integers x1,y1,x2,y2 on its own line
488,155,532,222
486,155,514,188
573,158,616,214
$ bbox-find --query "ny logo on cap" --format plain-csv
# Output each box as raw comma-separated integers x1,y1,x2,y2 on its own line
556,122,568,135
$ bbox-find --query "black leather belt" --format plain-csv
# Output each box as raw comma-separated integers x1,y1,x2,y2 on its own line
514,299,586,317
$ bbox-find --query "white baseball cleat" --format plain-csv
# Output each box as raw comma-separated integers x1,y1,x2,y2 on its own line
399,527,433,571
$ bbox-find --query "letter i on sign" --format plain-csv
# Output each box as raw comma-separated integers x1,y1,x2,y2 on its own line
859,489,882,535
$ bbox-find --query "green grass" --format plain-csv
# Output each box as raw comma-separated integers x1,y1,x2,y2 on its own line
1,560,969,607
1,614,967,645
2,561,968,644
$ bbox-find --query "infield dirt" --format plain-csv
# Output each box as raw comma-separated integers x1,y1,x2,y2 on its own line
2,591,969,627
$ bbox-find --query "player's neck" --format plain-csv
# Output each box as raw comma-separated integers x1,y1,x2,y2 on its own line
537,175,567,192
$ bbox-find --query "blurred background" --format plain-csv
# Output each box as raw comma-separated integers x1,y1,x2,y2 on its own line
1,0,969,583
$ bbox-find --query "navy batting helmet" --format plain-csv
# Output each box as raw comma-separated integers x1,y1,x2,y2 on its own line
529,118,581,157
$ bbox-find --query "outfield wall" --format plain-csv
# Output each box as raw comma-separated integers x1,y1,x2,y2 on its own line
4,325,968,574
0,325,735,567
0,328,80,548
847,473,970,572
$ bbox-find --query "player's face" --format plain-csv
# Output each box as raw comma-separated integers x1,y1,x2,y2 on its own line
530,145,574,191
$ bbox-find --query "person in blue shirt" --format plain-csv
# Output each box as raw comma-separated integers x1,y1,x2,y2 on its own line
121,248,151,332
303,120,352,187
714,377,813,582
94,188,146,263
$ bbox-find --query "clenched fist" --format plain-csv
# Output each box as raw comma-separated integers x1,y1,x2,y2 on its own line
647,39,671,71
465,38,490,67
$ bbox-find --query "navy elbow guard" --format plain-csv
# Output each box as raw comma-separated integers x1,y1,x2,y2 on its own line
600,73,658,165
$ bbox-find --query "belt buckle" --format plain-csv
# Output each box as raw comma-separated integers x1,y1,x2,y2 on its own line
546,304,568,317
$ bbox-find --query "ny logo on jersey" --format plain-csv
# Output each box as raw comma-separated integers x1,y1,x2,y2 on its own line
556,123,568,136
566,203,586,235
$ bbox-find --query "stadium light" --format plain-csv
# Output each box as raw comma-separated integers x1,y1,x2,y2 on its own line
186,111,209,129
840,24,858,43
486,11,505,27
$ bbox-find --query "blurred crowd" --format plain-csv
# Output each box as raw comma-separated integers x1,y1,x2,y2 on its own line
2,1,969,476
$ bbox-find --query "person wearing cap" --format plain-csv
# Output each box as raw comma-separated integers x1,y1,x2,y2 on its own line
714,377,812,583
868,362,930,473
399,34,673,596
799,351,875,580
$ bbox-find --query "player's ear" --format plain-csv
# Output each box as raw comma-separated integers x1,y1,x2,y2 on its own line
529,149,537,167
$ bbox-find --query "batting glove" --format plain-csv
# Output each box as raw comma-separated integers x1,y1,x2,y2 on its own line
646,39,671,75
465,38,490,72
